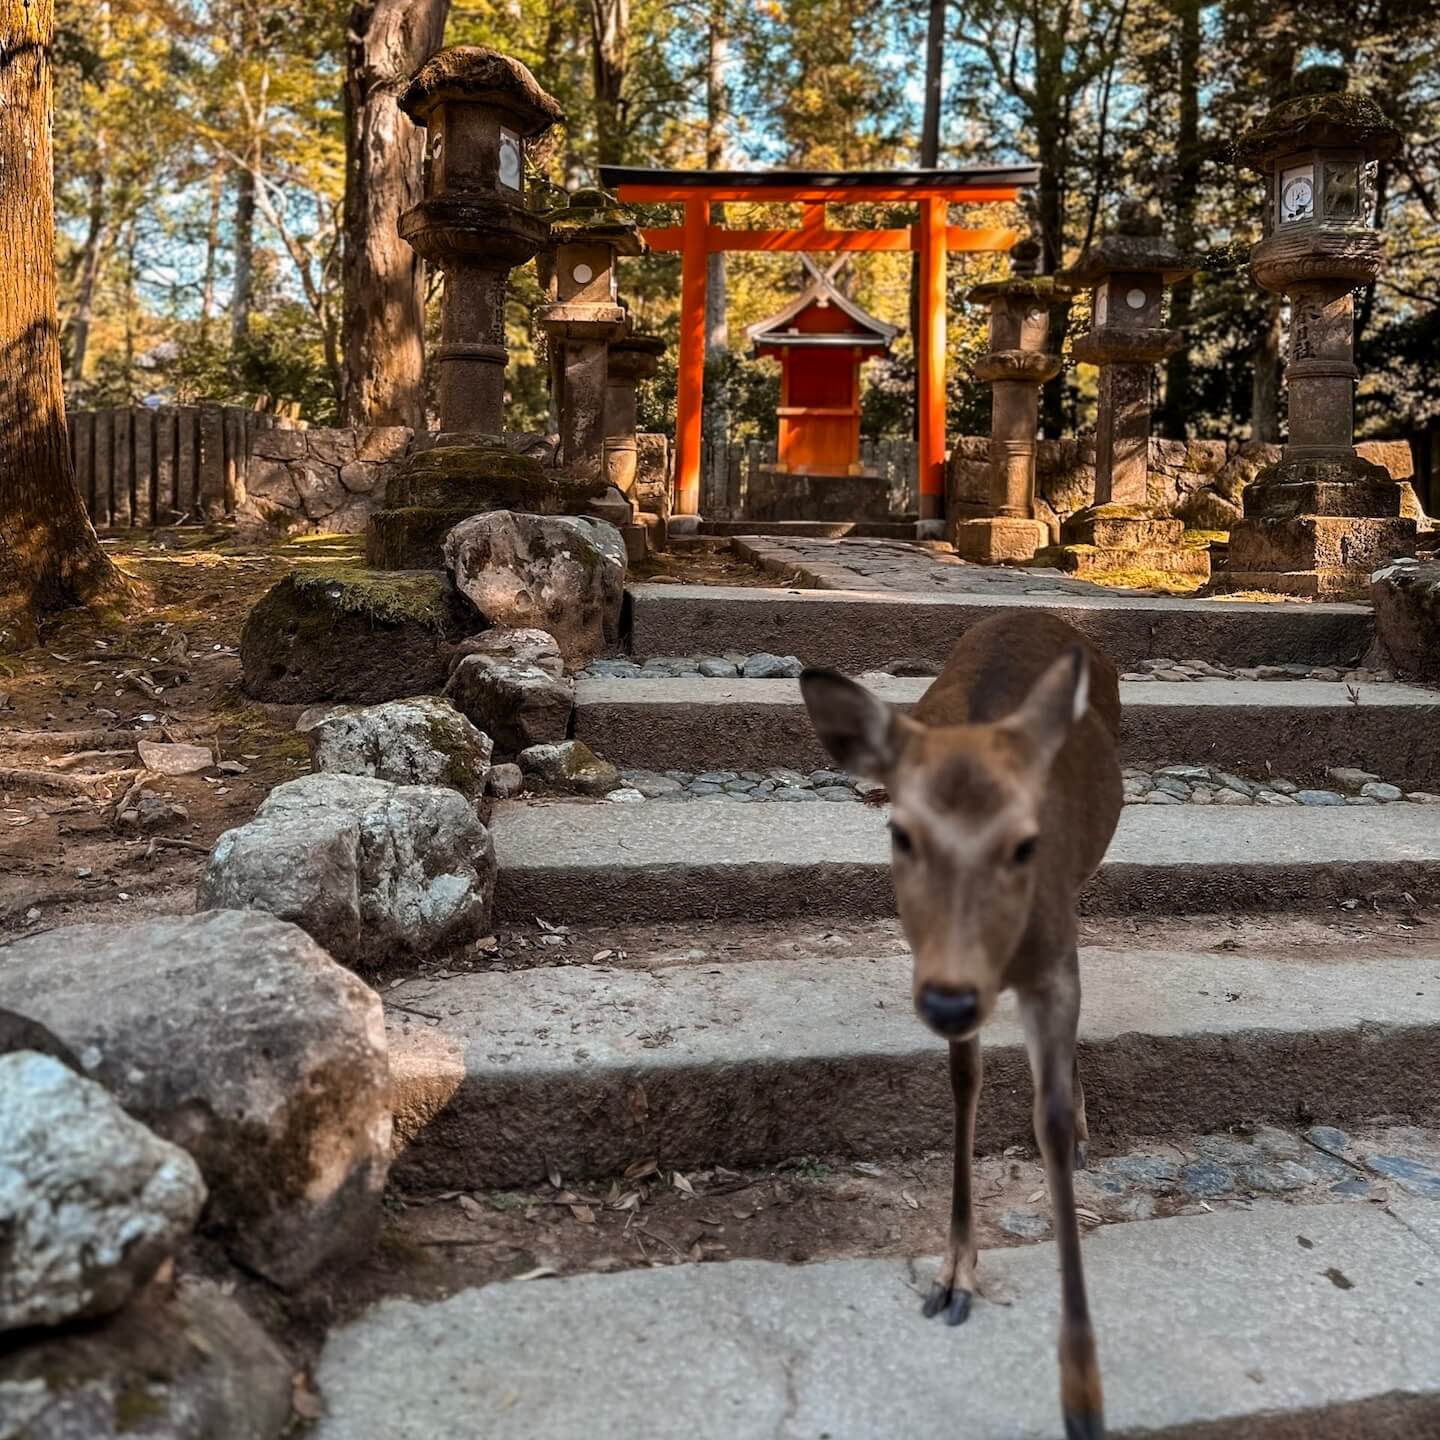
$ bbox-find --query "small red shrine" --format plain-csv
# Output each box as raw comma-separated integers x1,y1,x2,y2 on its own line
746,259,899,477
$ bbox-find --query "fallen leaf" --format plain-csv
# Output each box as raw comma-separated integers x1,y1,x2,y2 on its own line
547,1158,562,1190
291,1373,324,1420
624,1156,659,1181
569,1203,596,1224
592,949,615,962
901,1189,920,1210
513,1266,558,1282
1075,1208,1104,1224
612,1191,642,1212
628,1082,649,1124
672,1172,695,1195
1027,1188,1046,1204
457,1195,485,1220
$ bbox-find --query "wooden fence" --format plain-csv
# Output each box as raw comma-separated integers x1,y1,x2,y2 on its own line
698,436,922,519
67,405,301,529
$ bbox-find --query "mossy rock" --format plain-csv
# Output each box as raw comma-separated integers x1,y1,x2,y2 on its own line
367,505,481,570
240,565,473,704
388,445,605,513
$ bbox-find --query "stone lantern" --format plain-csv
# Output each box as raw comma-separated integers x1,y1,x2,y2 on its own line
1048,204,1207,577
538,190,647,480
952,239,1070,563
1221,65,1415,595
397,46,563,438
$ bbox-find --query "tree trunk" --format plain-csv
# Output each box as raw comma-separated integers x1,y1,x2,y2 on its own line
1160,0,1200,438
341,0,450,429
232,165,256,347
66,162,110,387
1251,298,1282,442
704,1,728,360
590,0,629,168
200,166,225,346
0,0,122,644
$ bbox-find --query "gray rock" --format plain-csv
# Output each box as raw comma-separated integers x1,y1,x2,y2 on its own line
0,1279,291,1439
1102,1155,1180,1189
1144,790,1183,804
444,511,625,664
1236,1161,1315,1193
447,627,565,680
772,786,820,802
299,696,493,803
1158,766,1212,782
816,786,859,802
697,657,739,678
488,762,525,799
200,773,495,969
1364,1154,1440,1198
445,654,574,756
118,789,190,832
809,770,850,787
1213,788,1253,806
585,658,642,679
1330,1177,1373,1197
1369,557,1440,685
1306,1125,1353,1157
1152,776,1191,799
696,771,739,785
723,779,756,793
768,769,810,787
1180,1160,1234,1198
606,788,646,804
1193,1134,1260,1164
642,656,701,675
742,653,804,679
1269,778,1299,794
1325,766,1381,793
997,1208,1051,1239
1254,790,1299,806
1123,777,1153,799
618,769,684,798
519,740,620,797
1406,791,1440,804
688,782,724,796
1295,790,1345,806
1361,782,1403,802
0,1054,205,1333
0,913,392,1289
1215,772,1256,796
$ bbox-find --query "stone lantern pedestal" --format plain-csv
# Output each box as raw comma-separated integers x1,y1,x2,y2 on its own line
1044,206,1208,578
1218,66,1414,596
953,242,1069,563
606,330,667,561
367,48,597,571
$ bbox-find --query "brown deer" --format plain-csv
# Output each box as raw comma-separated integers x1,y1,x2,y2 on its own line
800,610,1122,1440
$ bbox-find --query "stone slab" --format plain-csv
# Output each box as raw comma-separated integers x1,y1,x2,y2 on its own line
314,1203,1440,1439
492,800,1440,924
386,945,1440,1187
627,583,1373,672
574,675,1440,786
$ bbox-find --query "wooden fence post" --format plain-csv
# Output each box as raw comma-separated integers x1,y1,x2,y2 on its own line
133,408,155,527
111,408,133,529
176,408,199,518
199,404,226,520
154,408,178,519
223,406,246,512
72,411,96,522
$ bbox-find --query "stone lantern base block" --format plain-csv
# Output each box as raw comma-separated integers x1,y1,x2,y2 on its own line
1060,505,1186,550
1216,515,1417,597
367,505,482,571
951,517,1051,564
1037,542,1212,579
1242,457,1403,521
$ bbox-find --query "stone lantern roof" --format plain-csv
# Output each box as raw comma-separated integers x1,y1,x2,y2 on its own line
1235,66,1401,172
400,45,564,134
1058,204,1195,287
542,188,647,257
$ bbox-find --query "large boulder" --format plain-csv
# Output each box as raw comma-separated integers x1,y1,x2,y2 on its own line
518,740,619,796
199,773,495,967
444,511,625,664
0,912,392,1290
298,696,493,804
0,1278,291,1439
445,655,573,757
240,566,474,704
0,1053,206,1333
1370,557,1440,684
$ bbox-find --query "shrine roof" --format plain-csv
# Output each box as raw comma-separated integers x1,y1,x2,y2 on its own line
600,164,1039,202
746,271,901,350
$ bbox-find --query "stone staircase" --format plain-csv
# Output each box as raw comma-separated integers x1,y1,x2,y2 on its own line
314,578,1440,1438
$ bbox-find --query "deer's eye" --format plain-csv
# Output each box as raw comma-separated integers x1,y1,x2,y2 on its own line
889,822,914,856
1012,836,1038,866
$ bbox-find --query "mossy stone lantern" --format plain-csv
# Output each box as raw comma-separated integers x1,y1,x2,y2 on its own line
538,189,647,480
1045,203,1208,578
397,46,563,437
952,239,1070,563
1220,65,1415,595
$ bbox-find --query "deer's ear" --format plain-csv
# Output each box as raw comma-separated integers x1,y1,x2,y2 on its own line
800,668,905,779
1002,646,1090,770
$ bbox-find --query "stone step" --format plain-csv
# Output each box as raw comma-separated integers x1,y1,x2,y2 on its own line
696,519,921,540
492,801,1440,925
386,943,1440,1188
575,673,1440,786
313,1201,1440,1439
627,582,1373,672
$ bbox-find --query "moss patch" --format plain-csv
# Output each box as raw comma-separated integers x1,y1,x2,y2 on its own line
282,565,455,633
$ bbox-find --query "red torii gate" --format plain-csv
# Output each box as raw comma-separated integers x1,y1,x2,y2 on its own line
599,165,1040,521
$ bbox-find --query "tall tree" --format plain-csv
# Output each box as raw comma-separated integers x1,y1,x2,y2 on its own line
1,0,122,644
341,0,451,428
703,0,728,359
1158,0,1201,437
590,0,629,166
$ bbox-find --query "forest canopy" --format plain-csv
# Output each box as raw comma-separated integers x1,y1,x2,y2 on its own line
54,0,1440,448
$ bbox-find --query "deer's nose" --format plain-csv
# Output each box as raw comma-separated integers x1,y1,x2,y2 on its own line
916,984,980,1036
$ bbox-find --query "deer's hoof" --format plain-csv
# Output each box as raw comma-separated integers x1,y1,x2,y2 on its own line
1063,1407,1105,1440
921,1281,973,1326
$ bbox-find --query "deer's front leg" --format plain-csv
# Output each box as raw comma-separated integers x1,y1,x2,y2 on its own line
1019,969,1104,1440
922,1033,981,1326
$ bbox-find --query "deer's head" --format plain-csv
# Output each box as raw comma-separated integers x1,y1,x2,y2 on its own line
800,650,1089,1040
